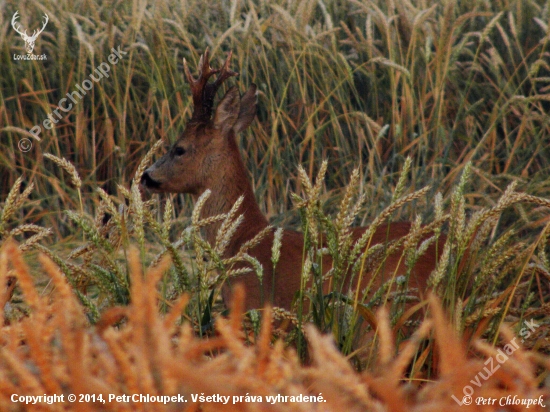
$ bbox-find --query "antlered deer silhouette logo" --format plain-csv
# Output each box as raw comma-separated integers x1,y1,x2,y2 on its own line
11,11,49,54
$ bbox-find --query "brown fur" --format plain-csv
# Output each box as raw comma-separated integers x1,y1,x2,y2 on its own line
219,222,443,311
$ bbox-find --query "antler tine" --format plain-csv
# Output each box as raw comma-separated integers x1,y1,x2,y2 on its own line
185,48,239,122
31,13,48,38
11,11,28,36
183,48,219,94
212,50,238,88
199,48,221,79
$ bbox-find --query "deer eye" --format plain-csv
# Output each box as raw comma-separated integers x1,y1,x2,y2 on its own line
174,146,186,156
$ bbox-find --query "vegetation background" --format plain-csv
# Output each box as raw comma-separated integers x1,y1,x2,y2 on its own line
1,0,550,405
2,0,549,229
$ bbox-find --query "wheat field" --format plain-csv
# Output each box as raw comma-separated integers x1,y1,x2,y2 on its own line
1,0,550,410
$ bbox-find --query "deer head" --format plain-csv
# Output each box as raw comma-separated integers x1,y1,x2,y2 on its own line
141,49,257,195
11,11,49,54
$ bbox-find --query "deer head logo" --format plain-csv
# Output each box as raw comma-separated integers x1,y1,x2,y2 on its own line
11,11,49,54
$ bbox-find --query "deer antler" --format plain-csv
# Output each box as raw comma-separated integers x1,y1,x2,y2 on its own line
183,48,238,122
30,14,49,40
11,11,28,37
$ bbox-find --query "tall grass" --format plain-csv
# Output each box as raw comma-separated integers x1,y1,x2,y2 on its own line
1,0,549,232
1,0,550,373
2,149,549,369
1,242,549,411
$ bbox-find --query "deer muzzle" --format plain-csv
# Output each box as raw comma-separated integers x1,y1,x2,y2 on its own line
140,170,162,190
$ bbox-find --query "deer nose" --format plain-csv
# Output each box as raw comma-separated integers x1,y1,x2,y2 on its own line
141,171,161,189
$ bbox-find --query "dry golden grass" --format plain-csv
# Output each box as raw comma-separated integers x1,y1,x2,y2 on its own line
0,241,548,411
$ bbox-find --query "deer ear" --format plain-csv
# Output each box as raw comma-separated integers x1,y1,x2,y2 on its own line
234,84,257,133
213,86,240,133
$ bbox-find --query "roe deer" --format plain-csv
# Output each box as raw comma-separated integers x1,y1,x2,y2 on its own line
141,49,444,313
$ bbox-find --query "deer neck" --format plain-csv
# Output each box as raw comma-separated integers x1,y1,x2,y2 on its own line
194,139,268,252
